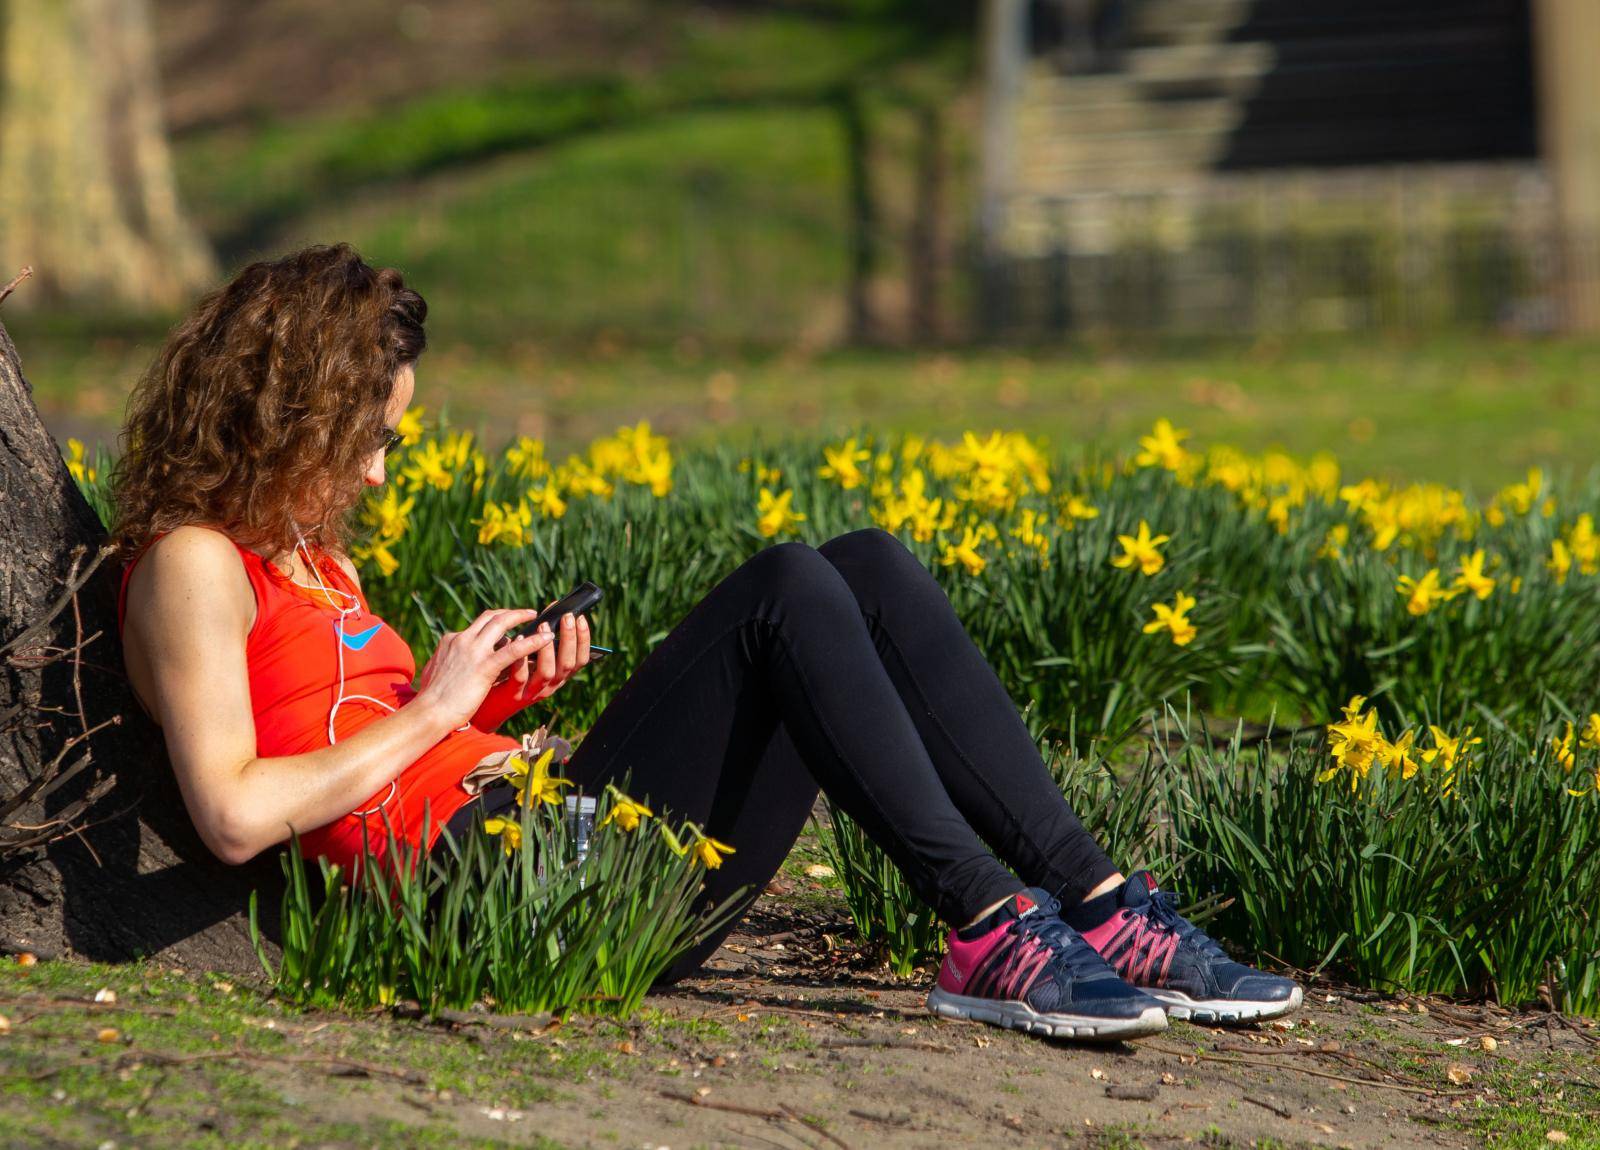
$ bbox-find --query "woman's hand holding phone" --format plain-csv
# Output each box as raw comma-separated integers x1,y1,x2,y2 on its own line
470,598,593,731
414,608,553,730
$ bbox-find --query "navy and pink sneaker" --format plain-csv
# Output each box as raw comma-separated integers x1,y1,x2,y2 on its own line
926,888,1169,1041
1075,872,1303,1024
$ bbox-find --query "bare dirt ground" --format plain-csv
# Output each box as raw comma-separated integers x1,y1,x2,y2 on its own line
3,888,1598,1149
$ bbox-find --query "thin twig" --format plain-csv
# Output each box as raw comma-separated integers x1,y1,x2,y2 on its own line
0,265,31,307
659,1088,787,1119
781,1102,853,1150
1241,1093,1293,1119
1,544,111,658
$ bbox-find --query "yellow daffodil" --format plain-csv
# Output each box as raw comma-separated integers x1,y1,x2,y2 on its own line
473,499,533,546
1570,514,1600,576
1422,726,1481,772
1058,493,1100,528
506,747,574,809
1009,507,1052,565
1322,698,1382,790
1377,729,1421,781
688,832,735,869
1580,713,1600,751
362,486,414,544
1143,590,1198,647
527,482,567,519
1111,520,1170,577
1549,539,1573,585
1552,721,1576,772
819,437,872,490
1422,725,1480,797
1395,569,1460,616
351,541,400,578
1498,467,1543,516
1452,550,1496,601
482,815,523,855
64,438,96,485
505,436,552,481
940,526,988,577
400,439,455,490
1318,524,1350,560
1134,419,1191,472
396,405,426,447
598,791,653,832
756,487,806,538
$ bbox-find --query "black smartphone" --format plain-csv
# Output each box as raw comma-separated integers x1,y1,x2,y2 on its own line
509,580,610,661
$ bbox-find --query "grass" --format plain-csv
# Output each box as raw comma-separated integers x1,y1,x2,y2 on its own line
29,333,1600,490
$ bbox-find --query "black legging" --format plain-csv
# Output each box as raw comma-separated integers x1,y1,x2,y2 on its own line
437,528,1116,980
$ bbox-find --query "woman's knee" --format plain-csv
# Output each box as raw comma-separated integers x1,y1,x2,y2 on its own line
732,539,846,602
818,527,933,600
818,526,908,563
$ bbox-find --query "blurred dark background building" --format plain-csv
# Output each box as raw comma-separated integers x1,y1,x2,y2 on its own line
976,0,1600,336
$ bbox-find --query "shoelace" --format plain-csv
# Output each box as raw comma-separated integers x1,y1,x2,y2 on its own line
1013,904,1120,979
1139,888,1233,962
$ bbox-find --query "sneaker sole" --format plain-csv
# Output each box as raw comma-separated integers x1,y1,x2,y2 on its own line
926,985,1169,1041
1144,984,1304,1024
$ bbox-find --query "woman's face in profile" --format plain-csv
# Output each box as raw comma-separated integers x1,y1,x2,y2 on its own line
363,362,416,489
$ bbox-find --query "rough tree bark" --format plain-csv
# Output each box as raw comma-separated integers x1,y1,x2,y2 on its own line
0,0,217,310
0,299,283,977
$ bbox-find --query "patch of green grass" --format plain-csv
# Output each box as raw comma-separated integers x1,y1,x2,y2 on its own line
322,104,855,348
30,335,1600,490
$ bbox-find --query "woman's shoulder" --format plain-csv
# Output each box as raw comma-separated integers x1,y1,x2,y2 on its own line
121,526,258,626
134,525,256,582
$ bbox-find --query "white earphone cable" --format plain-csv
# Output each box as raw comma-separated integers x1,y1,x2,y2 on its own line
290,525,476,822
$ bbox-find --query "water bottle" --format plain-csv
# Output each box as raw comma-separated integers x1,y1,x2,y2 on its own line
564,793,597,865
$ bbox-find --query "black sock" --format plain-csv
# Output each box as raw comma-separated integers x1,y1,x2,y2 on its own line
1062,881,1124,932
954,889,1031,941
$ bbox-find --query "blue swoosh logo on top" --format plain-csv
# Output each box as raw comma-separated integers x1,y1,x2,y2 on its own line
340,624,383,652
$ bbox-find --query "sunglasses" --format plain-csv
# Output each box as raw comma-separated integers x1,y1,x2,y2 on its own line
378,426,405,454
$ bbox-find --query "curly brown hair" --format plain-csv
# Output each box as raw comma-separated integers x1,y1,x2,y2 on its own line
112,242,427,560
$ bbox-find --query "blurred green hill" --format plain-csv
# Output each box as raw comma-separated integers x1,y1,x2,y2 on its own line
147,0,977,348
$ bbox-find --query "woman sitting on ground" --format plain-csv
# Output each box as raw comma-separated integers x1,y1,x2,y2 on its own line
113,242,1300,1043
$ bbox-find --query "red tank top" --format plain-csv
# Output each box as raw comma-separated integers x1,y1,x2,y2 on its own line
116,529,519,877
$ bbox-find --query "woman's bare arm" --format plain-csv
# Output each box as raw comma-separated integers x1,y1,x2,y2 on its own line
124,527,548,864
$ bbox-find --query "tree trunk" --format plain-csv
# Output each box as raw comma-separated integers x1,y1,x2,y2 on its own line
908,102,948,344
839,85,881,346
0,0,217,311
0,304,282,977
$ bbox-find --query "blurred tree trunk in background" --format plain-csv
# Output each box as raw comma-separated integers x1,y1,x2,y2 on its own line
908,102,947,343
839,86,881,345
0,0,217,310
